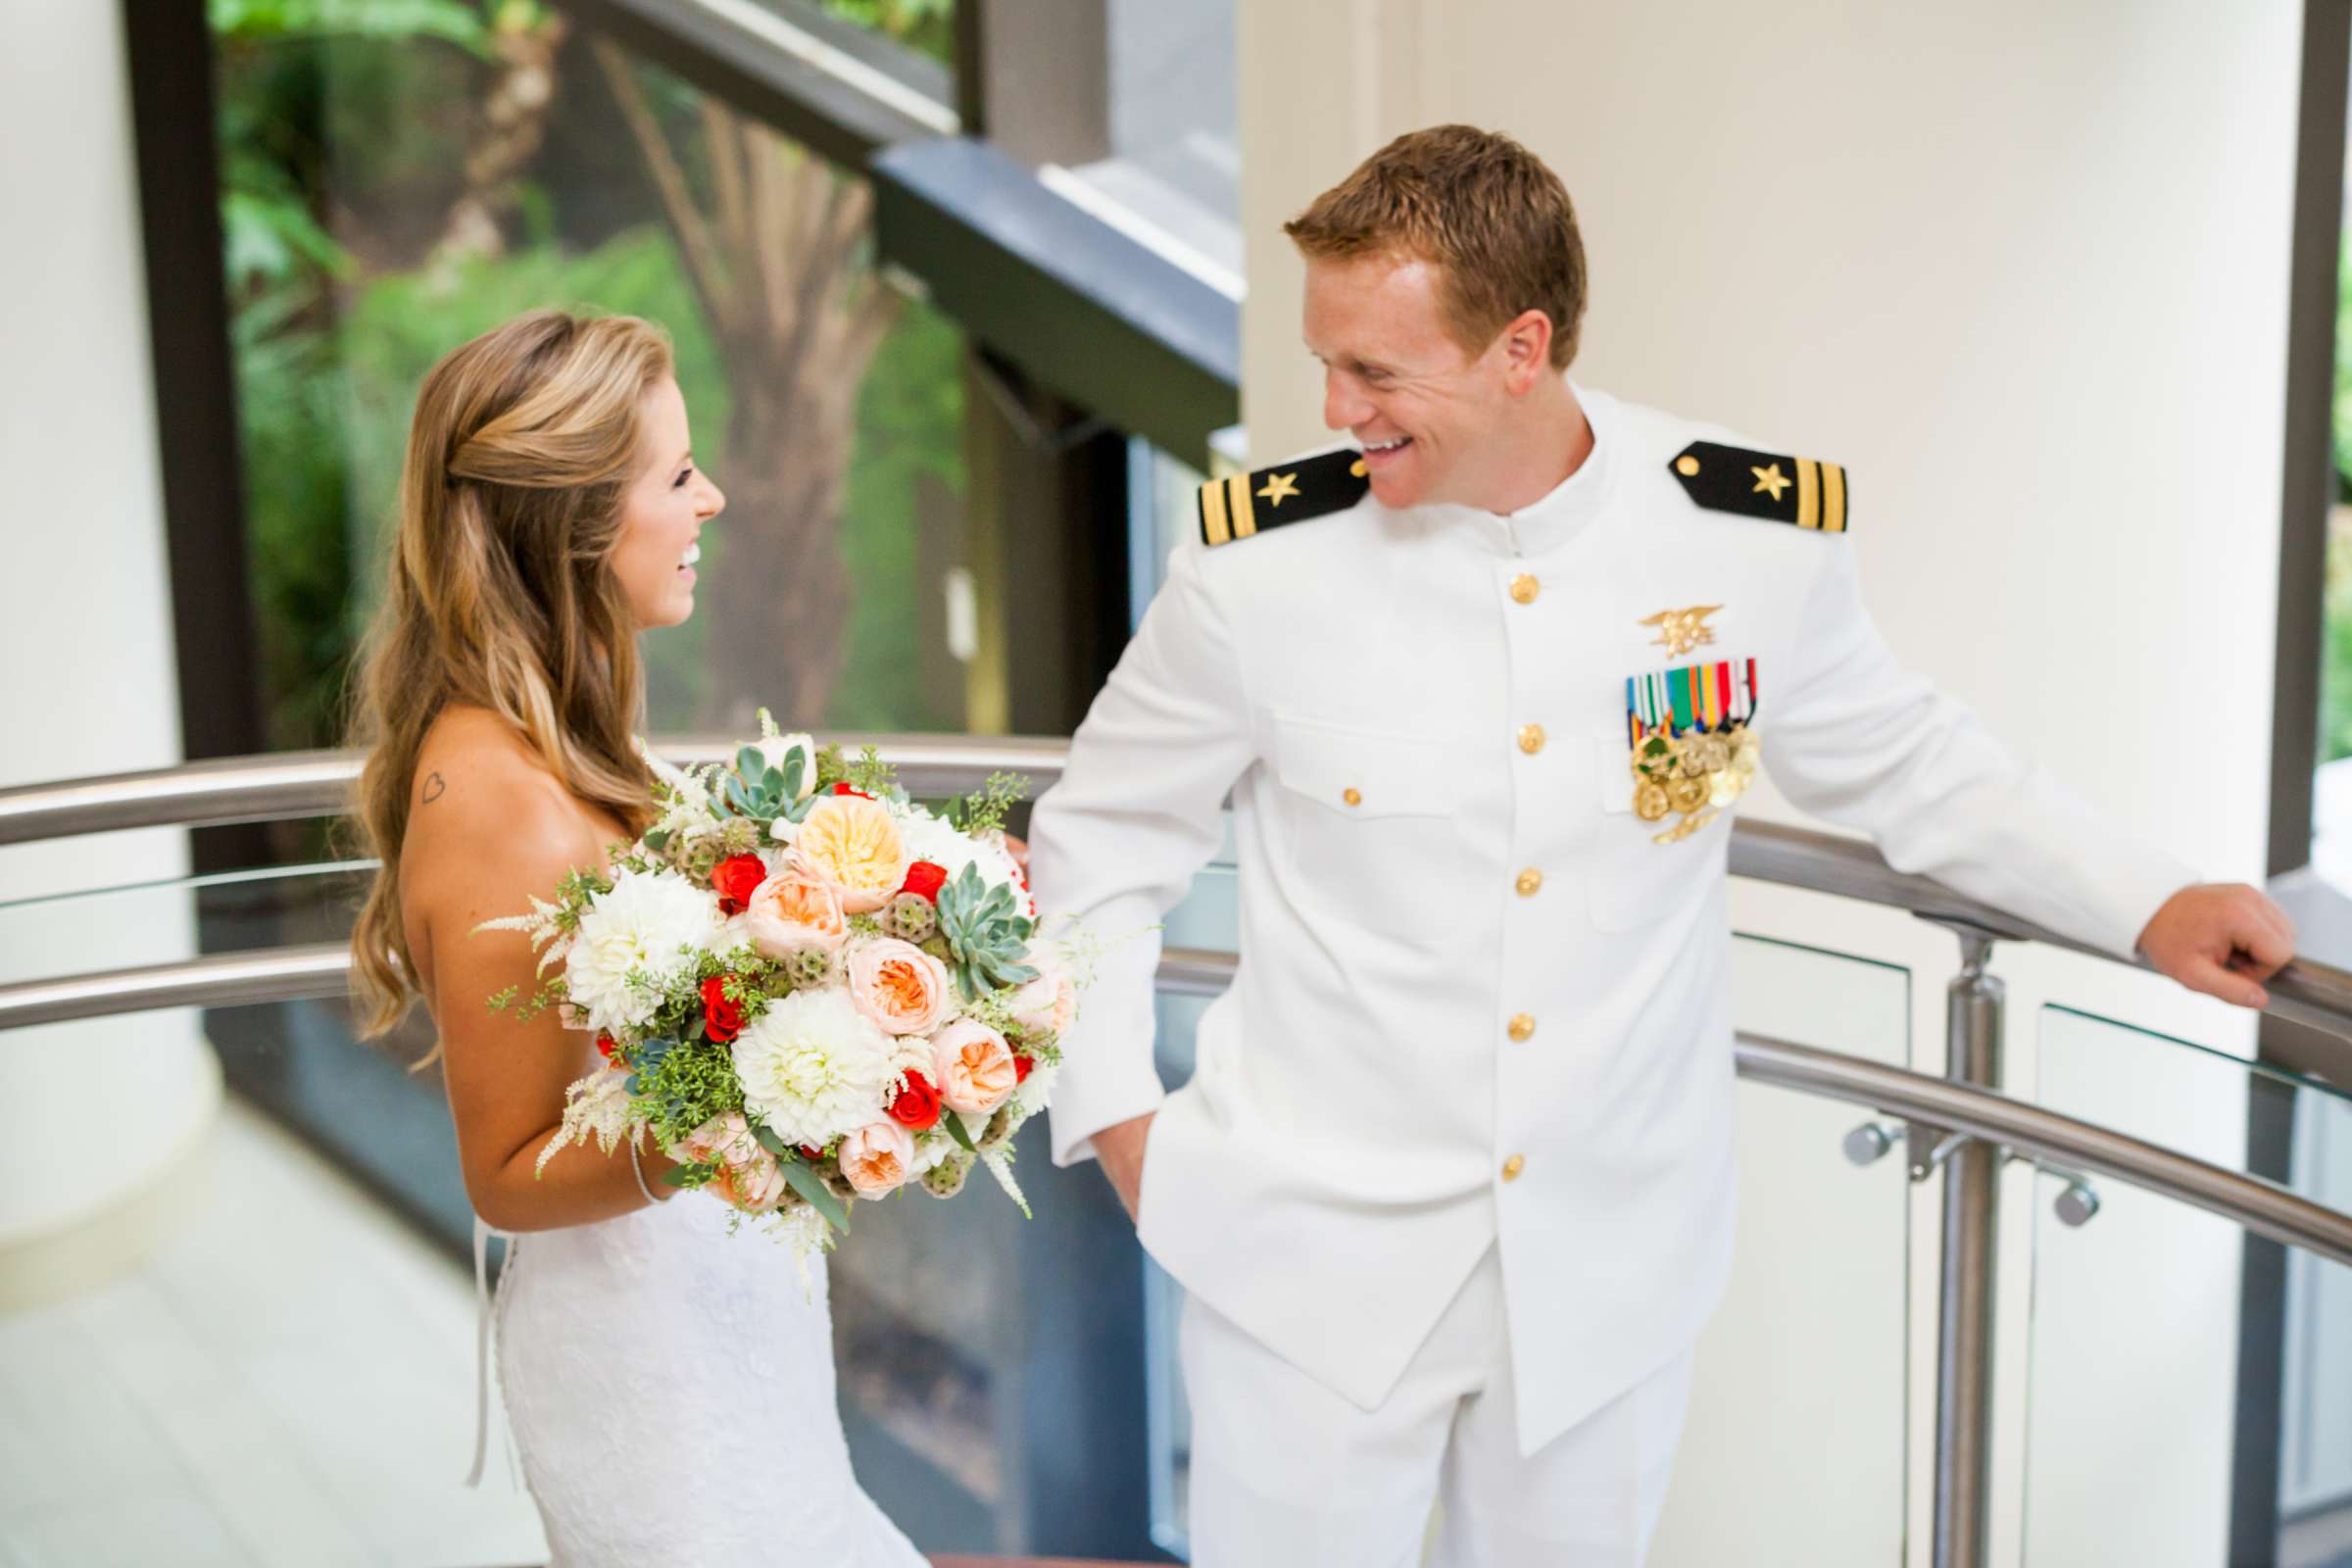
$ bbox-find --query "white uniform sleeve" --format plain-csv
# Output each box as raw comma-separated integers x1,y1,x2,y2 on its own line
1764,537,2196,958
1030,540,1256,1165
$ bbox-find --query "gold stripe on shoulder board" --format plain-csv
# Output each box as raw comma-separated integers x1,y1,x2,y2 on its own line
1822,461,1847,533
1200,476,1232,546
1227,472,1259,540
1795,458,1820,531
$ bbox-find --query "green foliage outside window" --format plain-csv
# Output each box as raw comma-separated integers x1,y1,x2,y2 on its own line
2324,238,2352,764
214,0,967,759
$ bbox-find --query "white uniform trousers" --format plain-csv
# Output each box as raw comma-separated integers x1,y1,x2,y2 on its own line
1180,1246,1694,1568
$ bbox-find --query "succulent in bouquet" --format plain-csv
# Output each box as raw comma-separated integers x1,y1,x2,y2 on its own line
480,716,1084,1255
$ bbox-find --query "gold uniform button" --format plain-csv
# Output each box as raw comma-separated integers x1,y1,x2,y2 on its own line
1676,454,1701,477
1515,868,1543,898
1507,1013,1536,1043
1502,1154,1526,1182
1509,573,1540,605
1517,723,1546,756
1342,787,1362,807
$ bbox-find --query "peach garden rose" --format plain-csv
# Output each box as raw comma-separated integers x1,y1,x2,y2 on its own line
677,1112,787,1213
847,938,951,1036
931,1018,1020,1117
743,869,848,958
1007,953,1076,1039
837,1119,915,1197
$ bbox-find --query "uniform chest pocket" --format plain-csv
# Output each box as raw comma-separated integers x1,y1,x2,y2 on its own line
1270,715,1464,928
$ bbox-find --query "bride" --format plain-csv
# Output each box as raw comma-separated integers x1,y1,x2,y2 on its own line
346,310,927,1566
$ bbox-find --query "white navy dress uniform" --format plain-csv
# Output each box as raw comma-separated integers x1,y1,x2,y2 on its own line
1027,384,2195,1566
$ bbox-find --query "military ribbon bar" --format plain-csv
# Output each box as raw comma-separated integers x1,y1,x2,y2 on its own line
1625,658,1759,750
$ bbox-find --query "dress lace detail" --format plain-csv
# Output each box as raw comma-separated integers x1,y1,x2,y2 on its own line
494,1194,926,1567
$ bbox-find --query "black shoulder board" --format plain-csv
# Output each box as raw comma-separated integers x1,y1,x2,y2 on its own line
1668,440,1849,534
1198,448,1370,548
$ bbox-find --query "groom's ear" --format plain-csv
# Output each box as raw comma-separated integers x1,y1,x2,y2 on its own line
1494,308,1555,393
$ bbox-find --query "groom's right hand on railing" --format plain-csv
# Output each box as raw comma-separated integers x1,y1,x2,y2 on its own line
1093,1111,1155,1222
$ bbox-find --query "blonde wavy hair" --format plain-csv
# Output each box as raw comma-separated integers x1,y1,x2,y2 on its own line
347,309,673,1036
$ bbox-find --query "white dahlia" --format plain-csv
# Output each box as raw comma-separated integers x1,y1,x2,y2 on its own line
564,865,720,1035
731,988,896,1150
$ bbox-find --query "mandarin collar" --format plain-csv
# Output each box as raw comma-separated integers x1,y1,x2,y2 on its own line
1397,384,1619,561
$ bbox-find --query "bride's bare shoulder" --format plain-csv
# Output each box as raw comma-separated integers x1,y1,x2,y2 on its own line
401,707,608,898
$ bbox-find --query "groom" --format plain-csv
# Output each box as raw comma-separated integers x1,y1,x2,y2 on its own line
1027,123,2293,1566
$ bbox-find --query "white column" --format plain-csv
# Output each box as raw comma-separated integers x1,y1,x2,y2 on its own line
0,1,220,1308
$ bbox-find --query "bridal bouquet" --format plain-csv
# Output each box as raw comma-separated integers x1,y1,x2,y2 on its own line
482,718,1079,1254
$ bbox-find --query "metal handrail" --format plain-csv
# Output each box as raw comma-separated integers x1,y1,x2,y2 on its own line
0,737,1068,845
8,740,2352,1052
9,939,2347,1269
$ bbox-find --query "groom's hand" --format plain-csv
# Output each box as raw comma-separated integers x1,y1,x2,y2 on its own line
1092,1111,1155,1222
2137,883,2296,1009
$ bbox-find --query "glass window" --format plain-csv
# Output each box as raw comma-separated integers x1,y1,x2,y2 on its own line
215,3,973,763
756,0,957,69
1049,0,1241,299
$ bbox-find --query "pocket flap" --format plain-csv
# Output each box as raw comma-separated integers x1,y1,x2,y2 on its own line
1272,715,1455,819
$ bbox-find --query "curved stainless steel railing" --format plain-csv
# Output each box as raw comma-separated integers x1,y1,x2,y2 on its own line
6,736,2349,1568
8,936,2350,1275
7,737,2352,1051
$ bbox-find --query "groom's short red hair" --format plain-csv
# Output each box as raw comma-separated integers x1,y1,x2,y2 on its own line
1284,124,1589,370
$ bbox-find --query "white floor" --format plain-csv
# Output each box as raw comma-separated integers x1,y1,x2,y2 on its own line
0,1097,548,1567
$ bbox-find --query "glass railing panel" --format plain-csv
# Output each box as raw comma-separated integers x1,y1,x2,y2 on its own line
0,1005,547,1564
0,861,370,984
2026,1005,2352,1566
2,995,1164,1559
1652,933,1912,1564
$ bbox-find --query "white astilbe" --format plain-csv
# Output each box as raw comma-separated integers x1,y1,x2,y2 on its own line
638,738,710,808
536,1064,641,1175
978,1145,1031,1218
564,866,720,1036
753,1201,837,1288
473,894,573,975
638,741,723,844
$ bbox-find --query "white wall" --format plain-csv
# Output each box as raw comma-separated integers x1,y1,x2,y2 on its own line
1238,3,2297,1563
0,2,219,1304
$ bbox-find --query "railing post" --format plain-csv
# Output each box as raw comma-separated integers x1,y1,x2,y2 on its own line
1934,928,2004,1568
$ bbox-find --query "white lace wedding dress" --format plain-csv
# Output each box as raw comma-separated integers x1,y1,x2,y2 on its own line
485,1192,928,1567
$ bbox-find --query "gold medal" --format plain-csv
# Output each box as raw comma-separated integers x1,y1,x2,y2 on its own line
1652,808,1719,846
1634,780,1672,821
1668,774,1710,814
1690,732,1731,773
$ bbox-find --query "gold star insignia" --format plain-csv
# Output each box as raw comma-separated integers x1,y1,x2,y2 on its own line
1639,605,1723,659
1750,463,1791,503
1257,470,1300,508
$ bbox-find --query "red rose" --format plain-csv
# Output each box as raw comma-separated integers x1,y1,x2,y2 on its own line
888,1069,943,1130
832,783,872,799
596,1034,617,1058
711,853,765,915
701,974,746,1043
800,1144,826,1161
1012,1054,1035,1084
899,860,949,902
